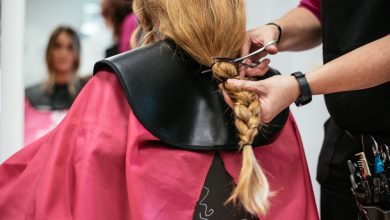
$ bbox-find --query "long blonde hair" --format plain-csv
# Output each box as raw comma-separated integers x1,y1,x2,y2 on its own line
133,0,270,215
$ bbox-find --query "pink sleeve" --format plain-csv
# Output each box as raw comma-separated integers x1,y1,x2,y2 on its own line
119,13,138,53
299,0,321,22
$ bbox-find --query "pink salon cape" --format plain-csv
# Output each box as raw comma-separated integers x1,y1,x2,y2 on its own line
0,71,319,220
24,99,68,145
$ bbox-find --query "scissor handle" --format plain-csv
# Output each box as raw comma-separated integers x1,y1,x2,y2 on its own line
233,40,277,63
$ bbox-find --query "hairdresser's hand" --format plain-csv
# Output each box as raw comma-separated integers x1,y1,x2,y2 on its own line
239,24,280,77
222,75,300,123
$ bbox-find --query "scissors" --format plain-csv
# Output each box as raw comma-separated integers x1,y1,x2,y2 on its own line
201,40,277,74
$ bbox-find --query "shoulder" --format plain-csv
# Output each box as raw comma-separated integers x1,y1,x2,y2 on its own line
25,83,48,108
299,0,321,21
75,76,91,93
94,42,172,75
68,70,131,122
25,83,44,96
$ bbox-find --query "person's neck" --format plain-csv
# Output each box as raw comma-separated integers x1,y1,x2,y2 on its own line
54,72,74,85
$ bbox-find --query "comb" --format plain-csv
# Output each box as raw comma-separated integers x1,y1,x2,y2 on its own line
356,152,372,178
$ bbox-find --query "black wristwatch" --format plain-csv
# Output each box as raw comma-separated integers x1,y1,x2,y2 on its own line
290,72,312,107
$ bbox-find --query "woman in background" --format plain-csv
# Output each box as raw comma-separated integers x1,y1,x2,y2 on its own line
101,0,137,57
24,26,87,144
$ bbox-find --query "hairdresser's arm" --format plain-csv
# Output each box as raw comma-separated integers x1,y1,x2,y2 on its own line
242,7,321,56
228,36,390,122
242,7,321,75
273,7,322,51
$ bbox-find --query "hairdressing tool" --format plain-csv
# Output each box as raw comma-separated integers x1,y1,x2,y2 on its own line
375,153,385,174
381,174,390,193
370,136,386,174
362,180,372,203
353,162,363,180
382,148,388,164
385,145,390,162
201,40,277,74
348,160,359,190
373,178,381,203
233,40,277,63
370,135,379,155
351,139,390,209
356,152,372,178
348,160,357,175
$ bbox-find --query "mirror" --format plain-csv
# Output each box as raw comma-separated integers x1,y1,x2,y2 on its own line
23,0,118,144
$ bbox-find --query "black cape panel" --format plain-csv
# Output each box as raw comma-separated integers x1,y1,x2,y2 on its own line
94,41,289,151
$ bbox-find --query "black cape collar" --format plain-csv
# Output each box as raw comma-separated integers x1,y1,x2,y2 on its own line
93,40,289,151
25,81,85,110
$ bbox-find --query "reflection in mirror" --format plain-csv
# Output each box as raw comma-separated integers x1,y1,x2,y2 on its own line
24,26,88,144
23,0,136,144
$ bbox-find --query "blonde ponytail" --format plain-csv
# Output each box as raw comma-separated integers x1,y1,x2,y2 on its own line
213,62,271,215
133,0,271,215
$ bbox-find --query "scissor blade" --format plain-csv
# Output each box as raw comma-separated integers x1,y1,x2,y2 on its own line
233,40,277,63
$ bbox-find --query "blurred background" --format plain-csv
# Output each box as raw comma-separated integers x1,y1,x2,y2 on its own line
0,0,329,211
24,0,110,86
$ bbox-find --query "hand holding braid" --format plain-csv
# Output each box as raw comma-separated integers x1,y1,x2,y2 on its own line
212,62,271,215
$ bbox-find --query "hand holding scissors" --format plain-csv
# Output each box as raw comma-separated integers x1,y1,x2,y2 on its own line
202,40,277,74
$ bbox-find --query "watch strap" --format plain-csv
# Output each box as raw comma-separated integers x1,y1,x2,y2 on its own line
291,71,312,106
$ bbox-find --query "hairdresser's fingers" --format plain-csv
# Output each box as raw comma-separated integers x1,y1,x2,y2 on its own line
265,44,278,55
241,25,280,61
219,84,235,108
245,58,271,77
226,79,275,123
241,35,253,58
241,36,268,62
241,29,265,57
246,40,278,62
226,79,264,94
246,45,268,63
239,58,270,77
238,59,252,77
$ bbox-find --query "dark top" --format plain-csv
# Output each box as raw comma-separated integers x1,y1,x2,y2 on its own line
94,40,290,151
25,79,87,110
105,43,120,58
321,0,390,134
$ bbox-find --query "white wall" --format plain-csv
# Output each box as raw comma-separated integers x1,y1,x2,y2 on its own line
0,0,25,162
246,0,329,211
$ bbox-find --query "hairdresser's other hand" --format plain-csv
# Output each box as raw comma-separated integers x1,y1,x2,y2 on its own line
239,24,280,77
223,75,300,123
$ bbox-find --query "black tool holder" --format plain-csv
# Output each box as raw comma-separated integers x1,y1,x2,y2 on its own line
348,136,390,220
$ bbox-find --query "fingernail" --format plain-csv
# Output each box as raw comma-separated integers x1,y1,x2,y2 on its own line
227,79,236,84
